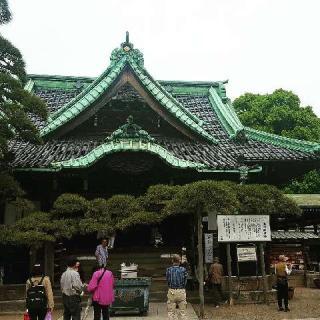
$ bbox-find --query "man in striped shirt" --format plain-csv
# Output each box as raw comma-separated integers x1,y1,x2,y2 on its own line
166,254,188,320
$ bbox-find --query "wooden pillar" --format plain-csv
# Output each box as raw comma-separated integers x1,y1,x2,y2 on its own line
197,212,205,319
44,242,55,283
259,242,268,303
226,243,232,303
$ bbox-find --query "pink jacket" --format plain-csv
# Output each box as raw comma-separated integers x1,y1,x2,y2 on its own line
87,269,115,306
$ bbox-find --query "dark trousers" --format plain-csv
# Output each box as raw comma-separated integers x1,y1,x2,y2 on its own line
62,294,81,320
277,280,289,309
93,302,109,320
212,284,223,306
29,309,47,320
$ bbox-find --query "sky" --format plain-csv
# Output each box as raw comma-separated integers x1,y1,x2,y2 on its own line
2,0,320,116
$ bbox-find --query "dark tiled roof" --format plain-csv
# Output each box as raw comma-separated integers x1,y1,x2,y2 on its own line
9,82,319,169
9,138,239,169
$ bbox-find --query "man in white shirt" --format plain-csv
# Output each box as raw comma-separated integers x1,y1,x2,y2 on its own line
61,258,85,320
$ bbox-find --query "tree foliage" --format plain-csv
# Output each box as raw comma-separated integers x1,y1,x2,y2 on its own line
105,194,140,225
0,0,11,25
166,180,238,216
79,198,112,235
1,181,302,247
284,169,320,194
52,193,88,219
233,89,320,142
0,1,47,164
234,184,301,216
139,184,180,212
0,171,24,203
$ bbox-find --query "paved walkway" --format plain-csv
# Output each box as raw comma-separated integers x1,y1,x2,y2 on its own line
80,302,198,319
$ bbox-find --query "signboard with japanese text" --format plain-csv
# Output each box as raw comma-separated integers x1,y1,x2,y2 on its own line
237,246,257,261
217,215,271,242
204,233,214,263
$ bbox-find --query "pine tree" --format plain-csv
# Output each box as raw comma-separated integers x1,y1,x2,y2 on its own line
0,0,47,166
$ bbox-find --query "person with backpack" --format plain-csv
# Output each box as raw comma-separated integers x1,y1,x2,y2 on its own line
26,264,54,320
87,265,114,320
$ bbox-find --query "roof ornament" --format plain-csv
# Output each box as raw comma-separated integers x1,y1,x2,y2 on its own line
107,115,154,142
110,31,144,67
237,154,261,184
234,129,248,143
217,81,229,103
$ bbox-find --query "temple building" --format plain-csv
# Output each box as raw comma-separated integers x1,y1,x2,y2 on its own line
7,34,320,205
2,34,320,284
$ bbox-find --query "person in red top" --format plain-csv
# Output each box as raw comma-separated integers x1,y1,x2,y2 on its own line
87,266,114,320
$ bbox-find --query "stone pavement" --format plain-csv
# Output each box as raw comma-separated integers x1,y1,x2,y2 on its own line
78,302,199,319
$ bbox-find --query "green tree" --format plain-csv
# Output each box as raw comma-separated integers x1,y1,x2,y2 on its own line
0,0,11,25
0,172,24,204
2,194,88,281
233,89,320,142
284,169,320,194
0,0,47,164
166,180,239,319
235,184,301,217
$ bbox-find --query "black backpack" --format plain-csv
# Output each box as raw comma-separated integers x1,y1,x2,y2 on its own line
26,276,47,311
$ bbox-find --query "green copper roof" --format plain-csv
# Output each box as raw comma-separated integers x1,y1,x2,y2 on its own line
24,79,35,92
207,86,320,153
208,87,244,139
30,33,320,155
50,139,208,171
29,74,94,91
39,36,217,144
40,58,126,136
128,61,217,143
245,127,320,153
43,138,261,174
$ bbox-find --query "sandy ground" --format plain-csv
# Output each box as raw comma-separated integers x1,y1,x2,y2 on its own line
194,287,320,320
1,288,320,320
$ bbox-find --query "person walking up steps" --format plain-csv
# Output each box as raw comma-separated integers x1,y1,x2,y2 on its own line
166,254,188,320
26,264,54,320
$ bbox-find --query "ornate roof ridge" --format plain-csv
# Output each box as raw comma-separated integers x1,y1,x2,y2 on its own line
208,86,320,153
127,61,217,143
50,139,208,171
39,34,218,144
27,74,225,89
40,58,127,136
28,74,96,82
208,87,244,139
43,138,262,174
245,127,320,153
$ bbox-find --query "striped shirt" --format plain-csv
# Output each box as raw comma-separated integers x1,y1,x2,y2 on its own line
95,245,108,267
166,266,188,289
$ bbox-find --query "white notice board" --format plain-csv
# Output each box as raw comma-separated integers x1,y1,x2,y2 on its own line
204,233,214,263
237,247,257,261
217,215,271,242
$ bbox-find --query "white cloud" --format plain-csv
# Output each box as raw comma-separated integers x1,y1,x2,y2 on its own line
2,0,320,115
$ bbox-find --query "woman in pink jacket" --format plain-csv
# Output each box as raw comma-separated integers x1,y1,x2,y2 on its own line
87,266,115,320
